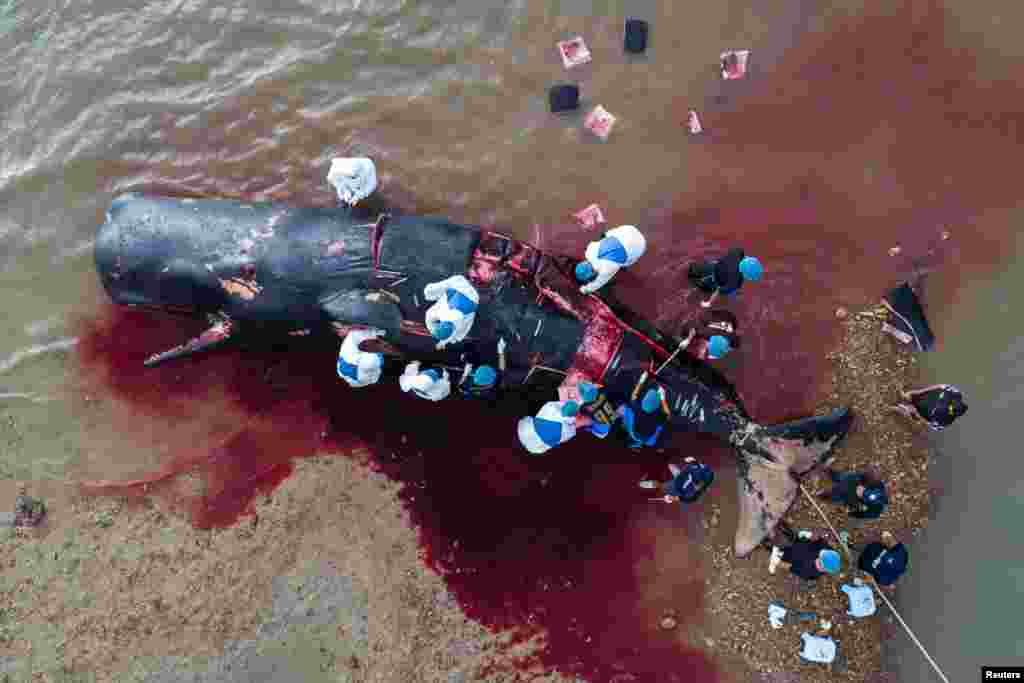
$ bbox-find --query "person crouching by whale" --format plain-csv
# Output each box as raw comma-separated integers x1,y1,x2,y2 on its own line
399,361,452,401
680,309,741,362
574,225,647,295
618,373,671,449
424,275,479,350
576,381,619,438
459,338,508,402
336,328,386,388
638,457,715,505
687,247,763,308
517,400,592,455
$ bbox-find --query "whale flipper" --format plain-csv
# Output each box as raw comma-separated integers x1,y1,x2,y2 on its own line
143,317,235,367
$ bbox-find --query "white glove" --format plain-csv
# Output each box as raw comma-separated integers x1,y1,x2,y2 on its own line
497,337,507,354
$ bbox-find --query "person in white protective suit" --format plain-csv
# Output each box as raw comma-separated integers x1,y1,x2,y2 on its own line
327,157,378,206
398,361,452,402
336,328,385,388
423,275,479,350
517,400,591,455
574,224,647,295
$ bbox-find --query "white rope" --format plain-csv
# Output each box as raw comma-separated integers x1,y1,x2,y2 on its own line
798,485,950,683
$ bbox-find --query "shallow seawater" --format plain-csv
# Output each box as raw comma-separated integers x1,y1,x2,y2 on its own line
2,0,1023,681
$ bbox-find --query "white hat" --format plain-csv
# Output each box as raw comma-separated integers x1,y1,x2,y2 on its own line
327,157,378,205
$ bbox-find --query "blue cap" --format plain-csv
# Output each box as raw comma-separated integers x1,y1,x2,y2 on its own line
863,483,888,506
431,320,455,341
575,261,597,284
578,381,598,403
819,549,841,575
473,365,497,387
561,401,579,417
707,335,731,359
641,388,660,413
739,256,763,282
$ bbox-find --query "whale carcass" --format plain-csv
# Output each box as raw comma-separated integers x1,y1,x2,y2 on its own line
94,193,853,555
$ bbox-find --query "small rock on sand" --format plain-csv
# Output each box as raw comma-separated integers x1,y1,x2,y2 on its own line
835,307,849,319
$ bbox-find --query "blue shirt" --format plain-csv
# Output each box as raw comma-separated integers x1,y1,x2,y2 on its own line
666,462,715,503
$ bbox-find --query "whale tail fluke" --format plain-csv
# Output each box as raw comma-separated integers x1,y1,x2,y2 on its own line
733,408,854,557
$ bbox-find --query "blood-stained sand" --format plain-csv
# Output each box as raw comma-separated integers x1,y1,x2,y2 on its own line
0,305,929,682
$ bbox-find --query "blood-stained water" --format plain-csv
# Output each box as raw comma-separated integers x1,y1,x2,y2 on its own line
71,2,1024,682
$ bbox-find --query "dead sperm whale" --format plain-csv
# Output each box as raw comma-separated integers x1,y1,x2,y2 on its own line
94,193,853,555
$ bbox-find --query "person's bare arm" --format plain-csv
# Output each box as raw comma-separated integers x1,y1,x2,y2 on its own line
658,387,671,416
700,289,719,308
631,371,649,402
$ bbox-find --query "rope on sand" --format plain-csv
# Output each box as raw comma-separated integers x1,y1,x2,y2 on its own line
798,484,951,683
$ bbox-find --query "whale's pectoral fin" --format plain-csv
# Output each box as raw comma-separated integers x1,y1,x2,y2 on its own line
143,316,235,367
319,289,403,341
734,456,795,558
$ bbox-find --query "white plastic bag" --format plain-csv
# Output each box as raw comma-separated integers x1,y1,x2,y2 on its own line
768,603,787,629
327,157,378,205
841,579,877,618
799,633,837,664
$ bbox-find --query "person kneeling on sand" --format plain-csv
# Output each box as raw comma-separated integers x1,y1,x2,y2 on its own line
770,530,842,582
816,468,888,520
890,384,967,431
638,456,715,505
852,530,908,591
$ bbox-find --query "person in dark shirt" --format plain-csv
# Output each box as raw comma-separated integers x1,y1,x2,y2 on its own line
576,381,618,438
679,309,742,361
458,337,508,402
855,531,908,588
687,247,763,308
617,372,671,449
816,468,888,520
774,534,842,580
638,457,715,504
890,384,967,431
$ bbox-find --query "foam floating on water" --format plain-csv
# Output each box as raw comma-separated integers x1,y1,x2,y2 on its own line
584,105,616,140
573,204,605,228
558,36,591,69
720,50,750,80
686,109,703,134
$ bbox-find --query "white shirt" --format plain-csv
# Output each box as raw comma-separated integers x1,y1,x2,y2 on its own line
517,401,578,454
327,157,378,206
423,275,479,350
399,361,451,401
580,224,647,294
337,328,384,388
